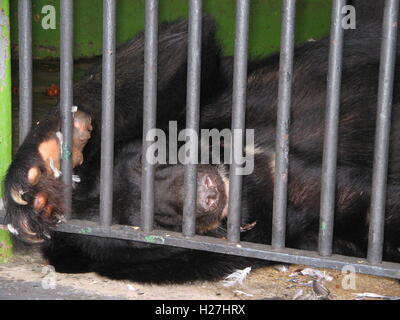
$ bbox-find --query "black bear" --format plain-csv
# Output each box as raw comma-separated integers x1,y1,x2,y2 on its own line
3,2,400,283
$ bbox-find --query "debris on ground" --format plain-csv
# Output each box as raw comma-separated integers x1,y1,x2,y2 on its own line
273,264,289,273
222,267,252,287
352,292,400,300
289,267,333,281
233,289,253,297
1,247,400,300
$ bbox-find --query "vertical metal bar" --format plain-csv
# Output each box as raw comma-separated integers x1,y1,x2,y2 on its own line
141,0,158,233
182,0,203,237
318,0,346,257
99,0,116,227
18,0,32,144
227,0,250,243
271,0,296,249
367,0,399,264
60,0,74,219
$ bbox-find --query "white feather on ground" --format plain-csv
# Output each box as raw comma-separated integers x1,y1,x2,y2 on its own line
234,290,253,297
353,292,400,300
289,267,333,281
222,267,252,287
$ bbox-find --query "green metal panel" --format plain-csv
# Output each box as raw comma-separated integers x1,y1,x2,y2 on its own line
0,0,12,194
0,0,13,263
10,0,332,59
0,226,12,263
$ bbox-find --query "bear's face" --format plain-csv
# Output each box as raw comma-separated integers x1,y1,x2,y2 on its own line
151,163,228,234
95,141,230,235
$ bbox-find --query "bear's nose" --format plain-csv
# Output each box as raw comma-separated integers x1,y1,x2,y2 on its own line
198,174,220,212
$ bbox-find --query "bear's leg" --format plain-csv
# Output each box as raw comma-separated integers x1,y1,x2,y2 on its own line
4,109,92,243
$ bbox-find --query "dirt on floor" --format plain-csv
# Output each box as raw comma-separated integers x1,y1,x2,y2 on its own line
0,244,399,300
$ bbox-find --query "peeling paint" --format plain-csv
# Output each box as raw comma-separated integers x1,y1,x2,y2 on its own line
62,144,72,161
144,235,165,244
0,8,10,85
79,227,93,234
0,230,13,263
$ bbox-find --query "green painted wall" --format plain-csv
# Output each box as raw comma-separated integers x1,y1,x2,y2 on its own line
0,0,13,263
0,227,12,263
0,0,12,193
10,0,332,59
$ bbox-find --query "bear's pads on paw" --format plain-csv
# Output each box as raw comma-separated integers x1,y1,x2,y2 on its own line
38,136,61,178
72,110,92,167
4,109,92,244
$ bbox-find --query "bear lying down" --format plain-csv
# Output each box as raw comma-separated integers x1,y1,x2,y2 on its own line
4,16,400,283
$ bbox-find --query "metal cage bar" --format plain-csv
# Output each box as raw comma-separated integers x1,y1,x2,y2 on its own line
99,0,117,227
367,0,399,264
55,219,400,279
271,0,296,249
227,0,250,243
318,0,346,257
18,0,32,145
141,0,159,233
182,0,203,238
2,0,400,282
60,0,74,219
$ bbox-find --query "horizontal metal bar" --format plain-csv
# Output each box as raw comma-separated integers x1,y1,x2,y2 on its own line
18,0,32,145
99,0,117,227
44,219,400,279
368,0,399,264
227,0,250,243
318,0,346,257
271,0,296,249
141,0,159,233
0,213,399,279
182,0,203,238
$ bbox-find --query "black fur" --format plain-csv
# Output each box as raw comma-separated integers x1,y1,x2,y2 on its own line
4,4,400,283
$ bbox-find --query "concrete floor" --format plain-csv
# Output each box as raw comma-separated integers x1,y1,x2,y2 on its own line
1,242,399,300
